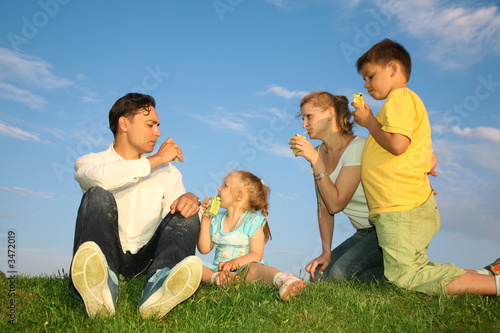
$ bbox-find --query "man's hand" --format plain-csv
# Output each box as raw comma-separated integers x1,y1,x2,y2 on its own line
156,138,183,163
170,192,200,218
147,138,183,170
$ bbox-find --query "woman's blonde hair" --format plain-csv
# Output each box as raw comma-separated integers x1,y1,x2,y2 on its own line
229,170,272,242
299,91,354,135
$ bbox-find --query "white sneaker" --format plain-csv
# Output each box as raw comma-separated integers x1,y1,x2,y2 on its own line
139,256,202,318
71,241,118,318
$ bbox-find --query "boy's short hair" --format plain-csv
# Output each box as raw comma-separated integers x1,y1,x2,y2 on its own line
356,38,412,81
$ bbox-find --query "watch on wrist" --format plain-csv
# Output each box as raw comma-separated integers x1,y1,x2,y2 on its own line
314,172,329,181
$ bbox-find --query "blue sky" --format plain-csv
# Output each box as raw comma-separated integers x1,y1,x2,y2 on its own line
0,0,499,277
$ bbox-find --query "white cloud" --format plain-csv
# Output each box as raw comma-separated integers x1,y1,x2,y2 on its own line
433,125,500,174
451,126,500,143
189,111,246,133
81,95,98,103
264,0,306,10
0,121,41,142
419,123,500,241
0,187,54,199
0,48,73,108
0,83,46,109
434,125,500,144
265,0,289,8
268,143,296,159
274,192,301,201
257,85,308,99
219,117,246,132
375,0,500,67
431,134,500,240
0,48,73,89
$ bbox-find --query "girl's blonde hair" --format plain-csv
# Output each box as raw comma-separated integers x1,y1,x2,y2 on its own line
299,91,354,135
229,170,272,242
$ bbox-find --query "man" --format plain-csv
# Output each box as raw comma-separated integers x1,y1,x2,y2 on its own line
70,93,202,319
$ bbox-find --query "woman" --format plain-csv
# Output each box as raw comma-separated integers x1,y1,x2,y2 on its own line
289,91,384,282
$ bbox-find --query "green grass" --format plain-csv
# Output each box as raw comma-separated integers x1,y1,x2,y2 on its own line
1,271,499,333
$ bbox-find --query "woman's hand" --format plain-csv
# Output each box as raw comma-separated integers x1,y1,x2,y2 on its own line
305,252,331,281
289,135,319,165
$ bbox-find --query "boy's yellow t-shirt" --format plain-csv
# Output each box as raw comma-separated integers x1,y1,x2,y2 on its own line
361,87,433,215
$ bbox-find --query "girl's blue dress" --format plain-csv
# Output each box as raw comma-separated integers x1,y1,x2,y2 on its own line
203,210,267,271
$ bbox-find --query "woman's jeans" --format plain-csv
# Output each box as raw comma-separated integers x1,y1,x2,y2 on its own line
321,227,384,282
69,186,200,290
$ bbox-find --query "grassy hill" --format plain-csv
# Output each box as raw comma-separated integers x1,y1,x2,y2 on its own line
1,271,499,332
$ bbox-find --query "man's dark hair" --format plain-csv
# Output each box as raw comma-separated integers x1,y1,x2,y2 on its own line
109,93,156,136
356,38,412,81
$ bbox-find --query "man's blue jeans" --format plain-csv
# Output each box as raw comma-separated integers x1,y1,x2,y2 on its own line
69,186,200,289
322,227,384,282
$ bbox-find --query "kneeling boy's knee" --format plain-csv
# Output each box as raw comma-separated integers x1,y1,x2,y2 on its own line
386,270,415,290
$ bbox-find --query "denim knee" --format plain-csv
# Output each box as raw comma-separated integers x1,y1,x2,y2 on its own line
166,213,200,235
328,262,359,280
83,186,114,205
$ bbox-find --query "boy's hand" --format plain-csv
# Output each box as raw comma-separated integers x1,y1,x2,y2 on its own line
427,170,438,177
427,151,439,195
426,170,439,195
351,101,376,129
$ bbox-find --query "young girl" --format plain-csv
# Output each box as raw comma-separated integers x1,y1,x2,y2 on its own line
197,170,306,301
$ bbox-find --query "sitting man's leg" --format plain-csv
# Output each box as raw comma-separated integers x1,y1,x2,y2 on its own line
70,186,120,318
139,213,202,318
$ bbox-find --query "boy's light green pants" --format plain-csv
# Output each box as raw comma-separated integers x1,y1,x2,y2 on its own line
370,195,465,295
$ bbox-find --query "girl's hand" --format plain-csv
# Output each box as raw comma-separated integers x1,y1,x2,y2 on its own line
289,135,319,165
218,259,239,272
218,270,239,285
200,196,212,210
351,102,375,129
305,253,331,281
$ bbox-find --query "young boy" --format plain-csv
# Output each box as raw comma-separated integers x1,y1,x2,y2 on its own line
351,38,499,296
